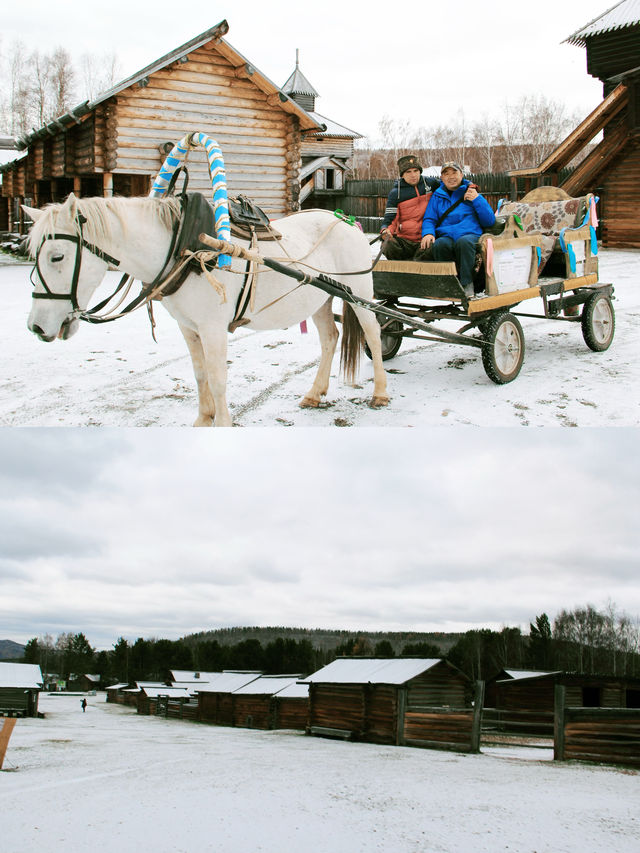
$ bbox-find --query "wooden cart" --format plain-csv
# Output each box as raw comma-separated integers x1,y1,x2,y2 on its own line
366,205,615,384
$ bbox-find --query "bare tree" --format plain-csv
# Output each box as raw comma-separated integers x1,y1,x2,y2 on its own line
471,114,501,173
49,47,76,117
79,51,121,102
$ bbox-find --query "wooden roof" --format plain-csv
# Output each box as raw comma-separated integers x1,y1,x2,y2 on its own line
13,19,321,150
565,0,640,45
507,82,629,178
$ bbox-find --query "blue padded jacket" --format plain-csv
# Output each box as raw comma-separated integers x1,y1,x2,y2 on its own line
421,179,495,241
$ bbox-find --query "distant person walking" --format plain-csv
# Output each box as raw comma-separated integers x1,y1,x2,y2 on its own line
81,698,87,712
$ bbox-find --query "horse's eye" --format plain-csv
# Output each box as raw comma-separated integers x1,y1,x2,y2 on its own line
50,253,64,263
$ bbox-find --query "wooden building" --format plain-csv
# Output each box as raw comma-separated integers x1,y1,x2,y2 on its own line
302,658,479,752
0,663,43,717
272,681,310,731
105,683,129,704
485,668,640,735
231,675,305,730
281,54,362,208
198,671,261,726
508,1,640,247
0,20,324,233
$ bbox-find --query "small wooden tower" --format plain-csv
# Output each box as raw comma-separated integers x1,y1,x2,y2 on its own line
282,51,361,207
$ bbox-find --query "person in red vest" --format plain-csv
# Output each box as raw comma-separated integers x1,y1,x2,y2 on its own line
380,155,439,260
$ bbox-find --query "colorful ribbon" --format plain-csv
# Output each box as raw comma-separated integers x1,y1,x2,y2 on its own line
150,132,231,269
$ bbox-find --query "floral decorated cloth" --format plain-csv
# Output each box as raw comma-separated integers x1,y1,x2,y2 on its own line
497,196,591,271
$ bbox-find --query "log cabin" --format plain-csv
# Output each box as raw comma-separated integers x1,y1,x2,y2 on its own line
0,663,44,717
302,657,480,752
0,20,327,233
508,0,640,247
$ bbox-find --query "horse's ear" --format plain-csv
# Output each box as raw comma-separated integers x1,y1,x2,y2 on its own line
22,204,43,222
58,193,79,226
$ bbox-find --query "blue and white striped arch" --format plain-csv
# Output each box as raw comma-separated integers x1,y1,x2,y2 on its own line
150,132,232,269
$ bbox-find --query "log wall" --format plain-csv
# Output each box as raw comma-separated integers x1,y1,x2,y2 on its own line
110,44,298,214
555,687,640,767
599,138,640,247
274,697,309,730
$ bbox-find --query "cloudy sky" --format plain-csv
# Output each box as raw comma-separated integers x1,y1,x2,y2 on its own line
2,0,609,142
1,428,637,650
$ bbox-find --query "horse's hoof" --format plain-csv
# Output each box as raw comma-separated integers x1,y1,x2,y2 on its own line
193,416,214,427
369,396,390,409
299,396,321,409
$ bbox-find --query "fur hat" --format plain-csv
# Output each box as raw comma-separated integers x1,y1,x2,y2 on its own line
441,161,463,174
398,155,422,176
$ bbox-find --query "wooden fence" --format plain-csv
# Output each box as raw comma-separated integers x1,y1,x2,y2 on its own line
399,681,484,753
554,685,640,767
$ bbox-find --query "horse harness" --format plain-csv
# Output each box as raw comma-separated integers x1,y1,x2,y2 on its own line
30,191,281,335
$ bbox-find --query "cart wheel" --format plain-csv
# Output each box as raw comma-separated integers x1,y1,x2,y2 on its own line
365,318,403,361
581,292,615,352
481,311,525,384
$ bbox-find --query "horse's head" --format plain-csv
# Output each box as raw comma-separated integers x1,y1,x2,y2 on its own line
25,193,116,342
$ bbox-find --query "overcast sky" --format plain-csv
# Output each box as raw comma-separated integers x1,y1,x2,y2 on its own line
1,428,637,650
2,0,609,142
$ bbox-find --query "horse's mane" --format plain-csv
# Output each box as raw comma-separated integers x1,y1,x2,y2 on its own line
27,195,182,256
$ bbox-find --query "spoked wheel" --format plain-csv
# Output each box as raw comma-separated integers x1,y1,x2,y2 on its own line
581,292,615,352
481,311,525,384
364,317,404,361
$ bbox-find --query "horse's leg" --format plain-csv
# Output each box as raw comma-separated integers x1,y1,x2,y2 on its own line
178,324,216,427
300,298,339,408
351,306,390,408
197,324,233,427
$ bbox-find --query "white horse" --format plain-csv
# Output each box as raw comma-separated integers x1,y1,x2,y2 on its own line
24,193,389,426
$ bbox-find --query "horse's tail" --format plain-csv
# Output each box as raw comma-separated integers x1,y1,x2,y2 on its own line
340,301,363,385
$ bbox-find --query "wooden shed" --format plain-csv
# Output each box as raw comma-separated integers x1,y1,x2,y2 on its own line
0,663,44,717
0,19,323,233
485,668,640,735
302,657,478,751
272,680,310,731
198,671,261,726
105,683,129,704
508,1,640,247
231,675,305,730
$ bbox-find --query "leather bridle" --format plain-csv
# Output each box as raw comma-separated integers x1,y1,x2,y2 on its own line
31,215,122,313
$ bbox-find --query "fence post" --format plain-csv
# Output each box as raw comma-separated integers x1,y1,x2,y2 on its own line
554,684,566,761
396,687,407,746
471,681,485,753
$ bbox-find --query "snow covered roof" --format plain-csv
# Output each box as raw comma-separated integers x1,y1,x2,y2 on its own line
170,670,223,683
141,686,190,699
0,662,44,688
105,683,128,691
197,672,261,693
307,111,362,139
497,669,563,683
274,681,309,699
301,658,442,685
232,676,301,696
565,0,640,45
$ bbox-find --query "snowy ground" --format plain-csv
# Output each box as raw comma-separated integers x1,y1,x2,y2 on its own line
1,247,638,427
1,694,638,853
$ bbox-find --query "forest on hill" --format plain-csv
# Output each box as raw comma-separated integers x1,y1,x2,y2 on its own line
15,602,640,686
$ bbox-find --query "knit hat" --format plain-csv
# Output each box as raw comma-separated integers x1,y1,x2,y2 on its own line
398,155,422,176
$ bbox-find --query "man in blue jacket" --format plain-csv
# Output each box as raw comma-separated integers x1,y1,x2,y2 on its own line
420,162,495,296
